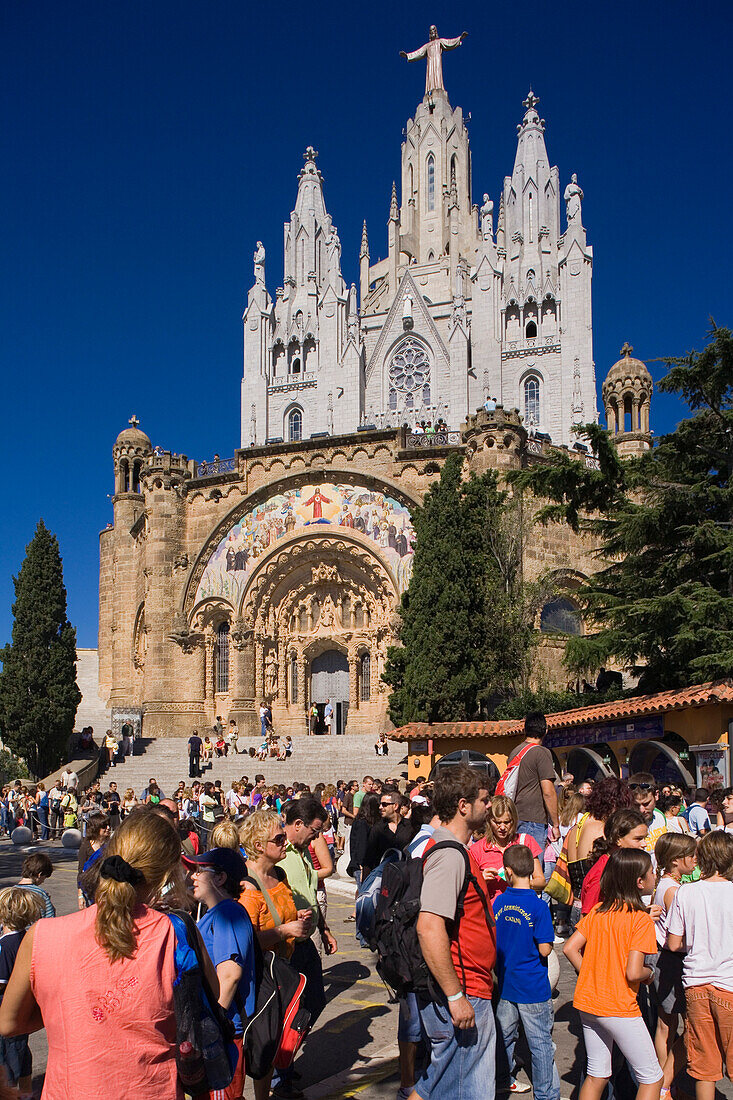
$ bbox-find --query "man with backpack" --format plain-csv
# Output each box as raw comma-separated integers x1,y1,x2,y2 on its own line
276,797,337,1099
414,765,497,1099
501,711,559,851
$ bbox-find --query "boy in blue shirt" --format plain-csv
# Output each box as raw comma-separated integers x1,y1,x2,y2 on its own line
494,844,560,1100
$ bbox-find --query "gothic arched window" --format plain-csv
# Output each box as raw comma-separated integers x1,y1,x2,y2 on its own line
525,321,537,339
288,409,303,442
216,623,230,693
427,154,435,212
359,652,371,702
524,376,540,427
389,339,431,413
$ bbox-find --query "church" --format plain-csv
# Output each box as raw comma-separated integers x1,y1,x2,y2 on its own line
98,30,654,739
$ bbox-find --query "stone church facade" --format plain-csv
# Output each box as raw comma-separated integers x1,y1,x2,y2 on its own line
99,47,651,739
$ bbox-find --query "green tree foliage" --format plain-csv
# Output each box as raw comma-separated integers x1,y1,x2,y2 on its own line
510,324,733,691
384,454,542,724
0,520,81,777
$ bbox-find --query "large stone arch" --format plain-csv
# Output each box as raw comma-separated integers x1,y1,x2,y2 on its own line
181,470,419,621
236,531,399,733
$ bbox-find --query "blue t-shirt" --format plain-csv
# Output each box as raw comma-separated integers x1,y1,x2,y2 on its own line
197,898,256,1032
494,887,554,1003
687,804,711,837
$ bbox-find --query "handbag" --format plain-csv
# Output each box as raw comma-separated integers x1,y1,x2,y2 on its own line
545,838,573,905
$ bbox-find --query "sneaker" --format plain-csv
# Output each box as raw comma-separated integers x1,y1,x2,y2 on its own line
553,932,565,944
510,1080,532,1094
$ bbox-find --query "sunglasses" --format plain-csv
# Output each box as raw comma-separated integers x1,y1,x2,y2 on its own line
269,833,287,845
380,801,395,807
629,783,654,791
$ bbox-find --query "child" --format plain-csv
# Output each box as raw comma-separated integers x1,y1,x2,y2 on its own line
652,832,697,1098
0,887,45,1098
564,848,663,1100
666,831,733,1100
495,844,560,1100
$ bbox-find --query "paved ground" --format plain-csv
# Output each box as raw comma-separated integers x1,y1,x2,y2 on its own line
1,837,731,1099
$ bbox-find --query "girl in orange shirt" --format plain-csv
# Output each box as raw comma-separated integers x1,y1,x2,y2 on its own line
564,848,663,1100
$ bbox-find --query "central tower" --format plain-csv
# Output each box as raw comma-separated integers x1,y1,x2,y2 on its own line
240,31,597,447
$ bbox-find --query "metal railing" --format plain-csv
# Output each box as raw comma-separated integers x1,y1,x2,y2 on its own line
196,456,236,478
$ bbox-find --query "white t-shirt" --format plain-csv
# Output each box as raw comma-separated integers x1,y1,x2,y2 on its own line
653,874,680,947
667,880,733,991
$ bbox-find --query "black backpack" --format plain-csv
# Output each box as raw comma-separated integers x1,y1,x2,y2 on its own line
240,875,312,1080
372,839,494,999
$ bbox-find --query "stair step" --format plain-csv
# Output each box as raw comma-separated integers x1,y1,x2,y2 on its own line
100,734,405,791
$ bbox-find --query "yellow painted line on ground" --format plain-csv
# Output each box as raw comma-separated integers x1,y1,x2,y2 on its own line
336,997,386,1009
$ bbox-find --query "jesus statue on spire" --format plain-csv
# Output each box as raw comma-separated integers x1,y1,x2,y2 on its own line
400,26,468,96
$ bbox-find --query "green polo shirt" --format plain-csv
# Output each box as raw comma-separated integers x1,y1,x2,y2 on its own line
280,843,319,937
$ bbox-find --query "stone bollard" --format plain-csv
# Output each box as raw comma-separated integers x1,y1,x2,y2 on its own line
61,828,82,850
11,826,32,846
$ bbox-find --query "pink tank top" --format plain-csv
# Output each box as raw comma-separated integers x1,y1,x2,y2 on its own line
31,904,181,1099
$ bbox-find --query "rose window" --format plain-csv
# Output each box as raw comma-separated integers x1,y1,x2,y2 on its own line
389,339,430,395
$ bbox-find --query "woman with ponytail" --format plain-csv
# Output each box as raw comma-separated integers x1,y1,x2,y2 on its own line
0,809,209,1098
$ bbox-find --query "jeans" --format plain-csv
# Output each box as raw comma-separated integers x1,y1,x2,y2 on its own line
416,994,495,1100
517,820,549,851
37,806,50,841
272,937,326,1089
189,751,200,778
496,998,560,1100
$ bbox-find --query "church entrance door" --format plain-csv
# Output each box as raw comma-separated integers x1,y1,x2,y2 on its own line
310,650,349,735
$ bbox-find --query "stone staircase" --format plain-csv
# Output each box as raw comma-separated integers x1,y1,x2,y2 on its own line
100,732,405,792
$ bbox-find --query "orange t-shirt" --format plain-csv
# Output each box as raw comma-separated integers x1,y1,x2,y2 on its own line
573,905,657,1017
240,877,298,959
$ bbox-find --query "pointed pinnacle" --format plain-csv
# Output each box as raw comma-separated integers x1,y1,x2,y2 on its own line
389,181,399,219
360,220,369,257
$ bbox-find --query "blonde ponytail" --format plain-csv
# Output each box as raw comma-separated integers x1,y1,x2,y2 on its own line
94,809,183,962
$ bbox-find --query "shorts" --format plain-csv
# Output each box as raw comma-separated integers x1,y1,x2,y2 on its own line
651,949,685,1017
210,1033,244,1099
578,1011,662,1084
0,1033,31,1085
685,983,733,1081
398,992,423,1043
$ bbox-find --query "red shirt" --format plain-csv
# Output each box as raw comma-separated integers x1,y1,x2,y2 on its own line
581,853,609,914
422,830,497,999
470,833,542,906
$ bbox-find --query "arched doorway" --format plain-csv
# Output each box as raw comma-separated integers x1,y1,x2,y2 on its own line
429,750,500,791
566,746,615,784
310,650,349,735
629,739,694,789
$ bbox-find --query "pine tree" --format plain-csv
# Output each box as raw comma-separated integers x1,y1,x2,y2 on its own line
384,454,539,724
0,520,81,777
510,324,733,690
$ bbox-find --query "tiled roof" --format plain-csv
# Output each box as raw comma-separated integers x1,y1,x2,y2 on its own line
391,720,519,742
391,679,733,742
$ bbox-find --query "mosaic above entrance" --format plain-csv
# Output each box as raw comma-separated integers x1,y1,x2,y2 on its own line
195,481,415,606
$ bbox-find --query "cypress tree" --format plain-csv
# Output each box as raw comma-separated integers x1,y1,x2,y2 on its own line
384,454,538,724
0,520,81,777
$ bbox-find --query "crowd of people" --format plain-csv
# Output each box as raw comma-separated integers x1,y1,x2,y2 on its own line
0,710,732,1100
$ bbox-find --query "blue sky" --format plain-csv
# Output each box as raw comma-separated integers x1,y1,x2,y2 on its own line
0,0,730,649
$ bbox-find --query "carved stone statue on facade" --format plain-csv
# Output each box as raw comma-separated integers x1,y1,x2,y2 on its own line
400,26,468,96
564,174,583,225
480,193,494,239
253,241,266,284
265,651,278,696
